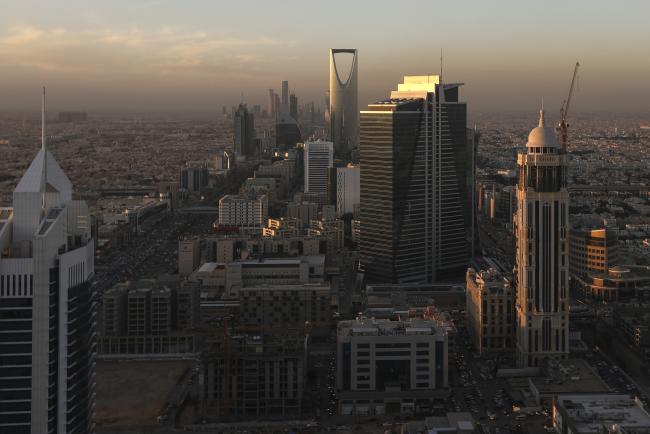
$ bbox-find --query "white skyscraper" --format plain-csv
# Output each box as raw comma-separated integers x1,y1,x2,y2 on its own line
303,140,333,194
0,89,96,433
515,109,570,368
336,164,360,216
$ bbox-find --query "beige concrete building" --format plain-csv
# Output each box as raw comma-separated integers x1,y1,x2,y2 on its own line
570,216,619,279
466,258,515,354
178,236,201,275
515,110,570,367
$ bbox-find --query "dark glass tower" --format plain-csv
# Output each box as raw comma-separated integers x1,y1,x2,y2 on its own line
233,103,256,158
360,76,474,283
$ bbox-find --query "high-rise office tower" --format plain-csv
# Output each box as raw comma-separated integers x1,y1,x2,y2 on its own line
290,93,298,120
268,89,276,118
275,81,301,150
233,103,256,158
359,76,473,284
515,109,570,368
329,48,358,155
0,89,96,433
281,80,289,114
304,140,334,194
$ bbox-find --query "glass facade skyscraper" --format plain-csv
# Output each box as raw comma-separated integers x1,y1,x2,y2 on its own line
359,76,474,284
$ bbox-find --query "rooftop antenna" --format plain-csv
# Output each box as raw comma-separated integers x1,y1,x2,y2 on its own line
42,86,47,188
440,48,443,82
41,86,47,205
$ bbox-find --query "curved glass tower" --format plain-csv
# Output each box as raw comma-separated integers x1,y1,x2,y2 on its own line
329,49,358,156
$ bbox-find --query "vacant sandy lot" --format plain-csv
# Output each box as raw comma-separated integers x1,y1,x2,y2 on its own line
96,360,191,427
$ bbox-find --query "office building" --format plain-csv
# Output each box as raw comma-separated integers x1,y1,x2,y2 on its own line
233,103,256,159
290,93,298,120
580,265,650,301
268,89,276,118
0,90,96,434
304,140,333,194
553,394,650,434
218,193,268,234
466,258,515,354
180,161,209,194
276,114,302,150
570,216,619,278
329,48,359,155
515,109,570,368
281,80,289,114
336,164,360,216
190,255,326,299
360,75,473,284
336,316,448,416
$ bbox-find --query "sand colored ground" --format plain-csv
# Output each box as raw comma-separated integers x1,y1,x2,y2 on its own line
96,359,191,427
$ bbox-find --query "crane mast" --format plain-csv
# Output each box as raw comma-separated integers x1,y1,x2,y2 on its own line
558,62,580,150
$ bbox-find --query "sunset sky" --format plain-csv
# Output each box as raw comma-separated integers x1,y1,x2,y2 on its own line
1,0,649,114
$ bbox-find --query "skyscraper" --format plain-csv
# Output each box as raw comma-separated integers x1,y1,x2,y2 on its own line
281,80,289,114
515,109,570,368
329,48,358,156
0,89,96,433
304,140,333,194
268,89,275,118
359,76,473,284
289,93,298,120
275,80,301,150
233,103,256,158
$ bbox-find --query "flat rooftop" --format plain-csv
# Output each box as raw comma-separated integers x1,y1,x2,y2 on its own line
338,317,446,338
557,394,650,431
533,358,610,395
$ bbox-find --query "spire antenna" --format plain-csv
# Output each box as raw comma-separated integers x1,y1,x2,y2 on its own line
42,86,46,152
440,48,443,82
41,86,48,202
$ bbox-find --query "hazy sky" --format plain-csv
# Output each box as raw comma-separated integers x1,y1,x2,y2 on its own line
1,0,649,114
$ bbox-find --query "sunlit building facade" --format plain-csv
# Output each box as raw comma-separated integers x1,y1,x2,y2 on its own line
515,109,570,368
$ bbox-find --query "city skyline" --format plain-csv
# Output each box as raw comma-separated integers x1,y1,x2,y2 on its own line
1,0,650,114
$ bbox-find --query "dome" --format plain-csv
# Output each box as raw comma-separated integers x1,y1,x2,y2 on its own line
526,109,560,148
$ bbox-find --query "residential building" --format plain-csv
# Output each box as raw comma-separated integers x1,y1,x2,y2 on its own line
466,258,515,354
99,279,200,354
178,237,201,275
218,193,268,234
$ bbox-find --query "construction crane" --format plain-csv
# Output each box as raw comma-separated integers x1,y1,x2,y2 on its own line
558,62,580,150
